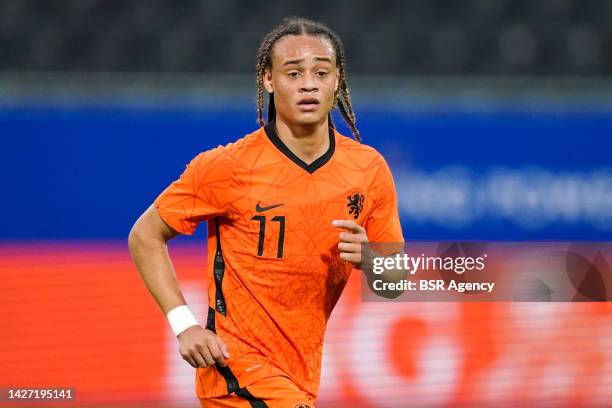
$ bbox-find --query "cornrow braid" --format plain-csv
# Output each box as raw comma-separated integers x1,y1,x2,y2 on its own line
255,17,361,142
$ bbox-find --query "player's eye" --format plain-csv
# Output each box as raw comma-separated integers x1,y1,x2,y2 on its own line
287,71,300,78
316,71,329,77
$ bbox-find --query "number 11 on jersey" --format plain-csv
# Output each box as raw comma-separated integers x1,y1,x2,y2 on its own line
251,215,285,258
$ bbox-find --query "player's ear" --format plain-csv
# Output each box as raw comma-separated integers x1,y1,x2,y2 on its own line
263,69,273,94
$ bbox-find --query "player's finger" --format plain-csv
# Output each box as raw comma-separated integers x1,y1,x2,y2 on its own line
340,252,361,264
191,349,210,368
183,354,198,368
338,231,367,243
332,219,365,234
198,344,217,367
207,341,227,367
215,335,231,359
338,242,360,253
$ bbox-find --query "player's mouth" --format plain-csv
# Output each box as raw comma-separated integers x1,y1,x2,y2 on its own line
297,97,319,112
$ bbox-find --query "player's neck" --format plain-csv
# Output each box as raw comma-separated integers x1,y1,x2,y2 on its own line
273,118,330,165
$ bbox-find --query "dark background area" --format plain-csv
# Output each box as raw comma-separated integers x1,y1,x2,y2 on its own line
1,0,611,76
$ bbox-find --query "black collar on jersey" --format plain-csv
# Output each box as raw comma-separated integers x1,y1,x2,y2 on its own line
264,120,335,174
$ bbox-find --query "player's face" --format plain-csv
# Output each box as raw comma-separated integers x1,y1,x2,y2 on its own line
264,34,339,128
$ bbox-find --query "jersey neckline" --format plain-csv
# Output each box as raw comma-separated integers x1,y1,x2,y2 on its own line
263,121,335,174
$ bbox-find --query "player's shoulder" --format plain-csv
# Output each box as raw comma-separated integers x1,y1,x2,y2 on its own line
334,129,389,168
221,127,265,153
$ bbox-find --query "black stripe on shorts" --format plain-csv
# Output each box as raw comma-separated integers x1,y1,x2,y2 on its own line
235,387,268,408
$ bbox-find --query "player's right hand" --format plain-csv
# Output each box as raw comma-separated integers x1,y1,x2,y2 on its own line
177,325,230,368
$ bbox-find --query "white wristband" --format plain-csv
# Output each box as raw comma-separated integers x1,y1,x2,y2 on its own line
166,305,199,336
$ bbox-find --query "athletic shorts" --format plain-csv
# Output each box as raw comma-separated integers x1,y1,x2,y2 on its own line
199,375,315,408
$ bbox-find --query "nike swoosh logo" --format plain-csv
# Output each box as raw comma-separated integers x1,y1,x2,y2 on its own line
256,202,284,212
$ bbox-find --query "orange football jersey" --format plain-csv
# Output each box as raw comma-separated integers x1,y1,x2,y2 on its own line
154,122,403,400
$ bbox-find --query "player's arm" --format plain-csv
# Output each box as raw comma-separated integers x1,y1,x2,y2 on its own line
333,219,406,299
128,205,230,368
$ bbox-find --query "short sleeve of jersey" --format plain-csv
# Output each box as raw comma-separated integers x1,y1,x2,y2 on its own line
154,148,232,235
365,156,404,244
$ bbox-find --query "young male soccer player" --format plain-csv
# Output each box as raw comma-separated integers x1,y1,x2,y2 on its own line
129,17,404,407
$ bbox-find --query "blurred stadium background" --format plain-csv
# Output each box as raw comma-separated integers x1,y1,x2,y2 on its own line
2,1,612,407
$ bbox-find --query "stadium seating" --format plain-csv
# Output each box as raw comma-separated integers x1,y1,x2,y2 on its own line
0,0,609,75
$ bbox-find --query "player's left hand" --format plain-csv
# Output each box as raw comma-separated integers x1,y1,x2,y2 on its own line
333,219,368,269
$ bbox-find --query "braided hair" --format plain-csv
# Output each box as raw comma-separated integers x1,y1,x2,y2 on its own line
255,17,361,142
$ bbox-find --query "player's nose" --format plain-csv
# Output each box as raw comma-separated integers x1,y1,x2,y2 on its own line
299,72,318,93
